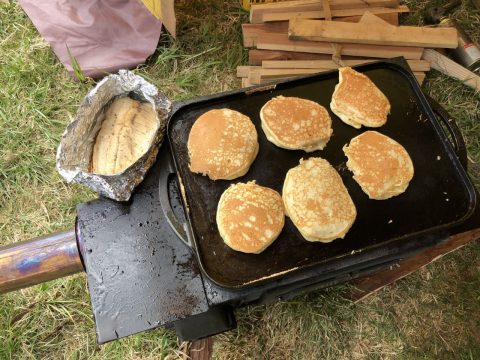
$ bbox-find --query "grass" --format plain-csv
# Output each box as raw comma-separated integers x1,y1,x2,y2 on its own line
0,0,479,359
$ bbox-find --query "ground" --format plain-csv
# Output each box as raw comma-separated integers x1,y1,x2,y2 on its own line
0,0,479,359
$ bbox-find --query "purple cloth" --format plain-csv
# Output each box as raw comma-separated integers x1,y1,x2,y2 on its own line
19,0,162,79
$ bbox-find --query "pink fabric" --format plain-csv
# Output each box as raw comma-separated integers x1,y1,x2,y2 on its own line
19,0,162,79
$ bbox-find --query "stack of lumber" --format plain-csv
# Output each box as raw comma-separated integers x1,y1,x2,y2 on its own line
238,0,459,87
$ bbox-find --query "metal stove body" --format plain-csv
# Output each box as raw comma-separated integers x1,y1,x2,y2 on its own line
76,139,479,343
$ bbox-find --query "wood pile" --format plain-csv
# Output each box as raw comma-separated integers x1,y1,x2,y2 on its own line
237,0,460,87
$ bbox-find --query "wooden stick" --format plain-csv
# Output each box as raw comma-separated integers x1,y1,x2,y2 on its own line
422,49,480,91
261,5,408,22
261,59,430,71
250,0,400,23
255,32,424,59
288,19,458,48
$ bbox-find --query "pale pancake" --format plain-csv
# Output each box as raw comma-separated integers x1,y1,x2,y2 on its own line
330,67,390,129
260,96,332,152
91,97,158,175
188,109,258,180
283,157,356,242
216,182,285,254
343,131,414,200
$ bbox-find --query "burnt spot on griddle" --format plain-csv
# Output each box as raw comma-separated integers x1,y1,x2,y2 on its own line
177,253,200,277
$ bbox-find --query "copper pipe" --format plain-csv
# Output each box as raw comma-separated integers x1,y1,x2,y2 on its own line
0,229,84,294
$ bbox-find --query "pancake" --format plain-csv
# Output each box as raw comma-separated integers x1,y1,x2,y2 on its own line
343,131,414,200
187,109,258,180
282,157,356,242
260,96,333,152
330,67,390,129
216,181,285,254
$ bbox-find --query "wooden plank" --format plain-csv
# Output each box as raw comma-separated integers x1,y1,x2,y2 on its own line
188,337,214,360
250,0,400,23
243,22,288,48
245,69,425,86
242,77,254,87
422,49,480,91
248,49,337,65
261,5,408,22
248,67,324,84
243,23,424,59
288,18,458,48
414,72,426,85
339,12,398,25
256,32,424,59
243,15,395,48
360,9,395,26
322,0,332,20
348,228,480,302
261,59,430,71
251,67,323,79
237,65,254,77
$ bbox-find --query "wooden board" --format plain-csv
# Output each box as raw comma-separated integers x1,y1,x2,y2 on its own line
250,0,400,23
247,67,323,84
261,5,408,22
288,18,458,48
248,49,338,65
243,22,288,48
243,14,396,48
348,227,480,302
261,59,430,71
255,32,424,59
422,49,480,91
243,14,398,48
188,337,215,360
243,68,425,85
415,72,426,85
334,12,398,25
360,9,395,26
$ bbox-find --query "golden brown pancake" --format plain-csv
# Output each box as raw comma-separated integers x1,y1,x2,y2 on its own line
283,157,356,242
216,182,285,254
330,67,390,129
343,131,414,200
91,97,158,175
260,96,333,152
187,109,258,180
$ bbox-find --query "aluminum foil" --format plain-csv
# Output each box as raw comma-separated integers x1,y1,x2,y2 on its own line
56,70,172,201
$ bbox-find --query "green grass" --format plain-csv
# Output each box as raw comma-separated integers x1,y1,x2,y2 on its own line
1,0,479,359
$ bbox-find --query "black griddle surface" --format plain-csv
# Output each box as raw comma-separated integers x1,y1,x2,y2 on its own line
168,60,476,288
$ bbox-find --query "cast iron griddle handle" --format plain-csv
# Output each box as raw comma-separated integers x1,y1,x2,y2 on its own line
158,165,192,247
0,229,83,294
426,95,468,170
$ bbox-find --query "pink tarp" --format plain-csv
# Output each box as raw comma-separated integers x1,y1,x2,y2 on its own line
19,0,162,79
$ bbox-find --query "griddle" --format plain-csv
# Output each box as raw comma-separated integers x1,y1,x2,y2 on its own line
164,58,476,288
